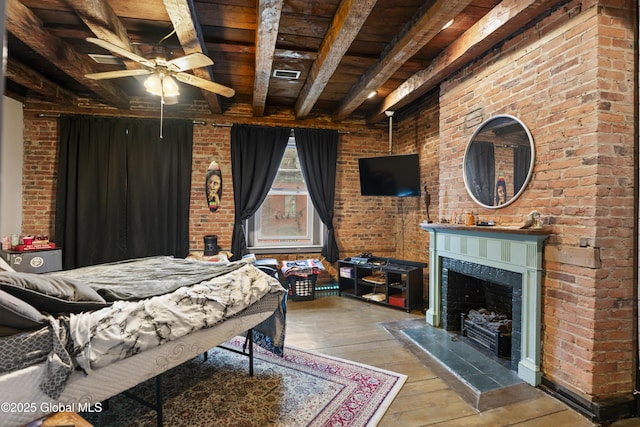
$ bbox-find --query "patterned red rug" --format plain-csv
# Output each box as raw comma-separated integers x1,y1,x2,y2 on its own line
82,337,406,426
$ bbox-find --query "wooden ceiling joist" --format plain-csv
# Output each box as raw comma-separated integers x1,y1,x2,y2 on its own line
163,0,223,114
294,0,378,120
64,0,132,51
332,0,473,122
6,0,130,110
369,0,564,123
253,0,285,117
6,58,77,105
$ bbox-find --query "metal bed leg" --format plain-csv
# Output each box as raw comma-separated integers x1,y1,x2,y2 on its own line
155,375,163,427
247,329,254,376
217,329,255,376
121,374,164,426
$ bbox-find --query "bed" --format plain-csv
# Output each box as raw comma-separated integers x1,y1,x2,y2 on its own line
0,255,287,427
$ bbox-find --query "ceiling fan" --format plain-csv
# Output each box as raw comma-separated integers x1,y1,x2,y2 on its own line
84,37,235,99
84,37,235,137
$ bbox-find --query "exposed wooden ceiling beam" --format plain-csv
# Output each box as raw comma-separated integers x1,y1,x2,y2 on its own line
5,0,130,110
369,0,564,123
294,0,378,119
253,0,285,117
332,0,472,122
65,0,132,51
5,58,77,105
163,0,223,114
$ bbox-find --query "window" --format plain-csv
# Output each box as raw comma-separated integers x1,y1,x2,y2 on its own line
246,137,325,253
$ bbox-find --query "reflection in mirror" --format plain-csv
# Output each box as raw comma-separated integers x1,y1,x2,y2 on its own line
463,115,534,209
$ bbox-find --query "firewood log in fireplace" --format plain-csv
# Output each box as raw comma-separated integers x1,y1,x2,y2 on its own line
466,308,512,334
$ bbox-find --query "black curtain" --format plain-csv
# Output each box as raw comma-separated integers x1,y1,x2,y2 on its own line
294,128,339,262
55,116,193,269
465,141,495,206
230,124,289,260
513,145,531,195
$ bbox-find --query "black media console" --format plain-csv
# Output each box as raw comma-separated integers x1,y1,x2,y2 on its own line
337,257,425,312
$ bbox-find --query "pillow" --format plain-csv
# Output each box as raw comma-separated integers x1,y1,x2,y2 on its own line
0,289,46,335
0,256,15,272
0,272,111,314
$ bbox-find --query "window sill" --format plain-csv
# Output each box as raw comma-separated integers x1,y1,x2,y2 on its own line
248,246,323,255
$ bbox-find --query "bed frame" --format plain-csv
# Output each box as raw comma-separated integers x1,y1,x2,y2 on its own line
2,299,280,427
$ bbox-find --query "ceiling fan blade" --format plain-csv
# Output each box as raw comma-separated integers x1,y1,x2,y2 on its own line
174,72,235,98
86,37,156,69
85,69,153,80
167,53,213,72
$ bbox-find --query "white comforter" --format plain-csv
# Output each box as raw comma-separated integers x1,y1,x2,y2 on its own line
69,261,284,373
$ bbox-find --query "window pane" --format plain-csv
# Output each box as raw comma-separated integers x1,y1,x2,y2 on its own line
255,194,313,246
247,138,325,251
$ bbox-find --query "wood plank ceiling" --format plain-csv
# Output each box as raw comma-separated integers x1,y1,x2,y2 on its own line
4,0,565,123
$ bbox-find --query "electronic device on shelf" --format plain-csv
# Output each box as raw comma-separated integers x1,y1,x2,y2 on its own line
351,251,373,264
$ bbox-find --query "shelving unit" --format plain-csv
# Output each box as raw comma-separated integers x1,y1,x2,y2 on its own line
338,257,425,312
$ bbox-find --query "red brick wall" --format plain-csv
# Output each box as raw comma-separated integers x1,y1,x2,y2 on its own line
415,0,635,401
394,92,440,264
22,118,58,237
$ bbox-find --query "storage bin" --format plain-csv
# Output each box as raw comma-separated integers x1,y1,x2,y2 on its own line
388,292,406,308
339,266,354,279
286,274,317,301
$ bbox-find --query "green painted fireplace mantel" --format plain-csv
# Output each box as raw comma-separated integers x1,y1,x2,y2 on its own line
420,223,549,386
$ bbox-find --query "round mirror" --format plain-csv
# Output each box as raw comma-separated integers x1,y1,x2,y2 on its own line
463,115,534,209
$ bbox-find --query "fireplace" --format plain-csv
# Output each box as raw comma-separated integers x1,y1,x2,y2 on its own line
420,223,548,386
442,258,521,370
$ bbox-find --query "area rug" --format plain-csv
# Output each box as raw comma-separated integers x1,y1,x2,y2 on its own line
82,337,406,426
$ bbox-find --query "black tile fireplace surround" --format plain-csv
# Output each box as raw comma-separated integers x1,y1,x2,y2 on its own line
441,257,522,372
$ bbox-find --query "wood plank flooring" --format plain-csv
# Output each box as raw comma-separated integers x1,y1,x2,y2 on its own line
285,294,603,427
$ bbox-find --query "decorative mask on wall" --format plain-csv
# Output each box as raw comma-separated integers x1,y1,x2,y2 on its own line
206,161,222,212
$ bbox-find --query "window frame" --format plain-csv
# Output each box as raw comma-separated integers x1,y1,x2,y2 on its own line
245,138,326,254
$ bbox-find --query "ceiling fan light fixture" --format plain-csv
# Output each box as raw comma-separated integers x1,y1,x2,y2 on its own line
162,75,180,97
144,72,180,98
144,73,162,96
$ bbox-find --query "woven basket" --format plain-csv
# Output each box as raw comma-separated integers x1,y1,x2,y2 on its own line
286,274,317,301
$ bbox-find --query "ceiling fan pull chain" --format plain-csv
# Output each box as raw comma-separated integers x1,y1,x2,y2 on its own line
160,89,165,139
159,74,165,139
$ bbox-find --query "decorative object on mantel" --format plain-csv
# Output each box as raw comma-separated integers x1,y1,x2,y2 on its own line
424,185,432,223
520,210,543,229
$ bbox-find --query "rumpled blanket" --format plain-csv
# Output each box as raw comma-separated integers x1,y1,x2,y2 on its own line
69,262,285,373
40,315,73,399
280,259,325,278
48,256,248,301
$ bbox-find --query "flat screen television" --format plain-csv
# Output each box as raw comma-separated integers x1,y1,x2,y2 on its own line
358,154,421,197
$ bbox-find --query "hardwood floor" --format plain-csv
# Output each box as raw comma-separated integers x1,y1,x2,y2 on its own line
285,294,603,427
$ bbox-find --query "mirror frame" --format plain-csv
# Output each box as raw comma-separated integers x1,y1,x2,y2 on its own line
463,114,535,209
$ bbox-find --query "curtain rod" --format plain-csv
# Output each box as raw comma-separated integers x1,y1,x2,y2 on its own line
211,122,349,134
37,113,206,126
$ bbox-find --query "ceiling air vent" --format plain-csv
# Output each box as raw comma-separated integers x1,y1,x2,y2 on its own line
89,54,123,65
272,69,301,80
